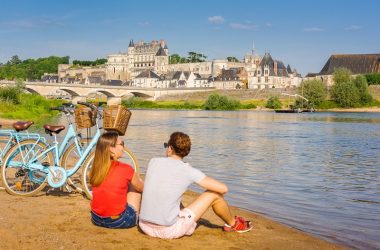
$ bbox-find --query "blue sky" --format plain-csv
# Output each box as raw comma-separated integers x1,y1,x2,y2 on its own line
1,0,379,75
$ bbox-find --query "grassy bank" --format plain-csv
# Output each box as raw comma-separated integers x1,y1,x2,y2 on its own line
0,92,64,125
122,95,256,110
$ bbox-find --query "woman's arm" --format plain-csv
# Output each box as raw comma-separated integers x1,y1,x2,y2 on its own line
130,172,144,192
197,176,228,195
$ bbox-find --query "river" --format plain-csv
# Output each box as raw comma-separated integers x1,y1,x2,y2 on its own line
53,109,379,249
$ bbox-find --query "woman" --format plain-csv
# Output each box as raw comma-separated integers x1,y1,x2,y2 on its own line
139,131,252,239
89,131,144,229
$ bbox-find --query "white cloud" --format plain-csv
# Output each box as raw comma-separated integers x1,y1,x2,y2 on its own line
345,25,361,31
0,17,65,30
208,16,225,24
137,21,151,27
229,23,258,30
303,27,324,32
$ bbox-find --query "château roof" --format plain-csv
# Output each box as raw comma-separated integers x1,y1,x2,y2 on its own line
155,46,167,56
128,40,134,47
135,70,160,79
319,54,380,75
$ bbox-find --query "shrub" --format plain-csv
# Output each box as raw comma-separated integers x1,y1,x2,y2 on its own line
330,80,360,107
354,75,373,104
365,73,380,85
203,94,240,110
265,95,282,109
298,79,327,107
0,85,22,104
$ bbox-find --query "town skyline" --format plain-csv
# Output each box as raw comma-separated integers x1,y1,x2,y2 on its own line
1,0,379,76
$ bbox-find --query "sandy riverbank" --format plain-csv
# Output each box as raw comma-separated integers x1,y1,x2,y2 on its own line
0,188,344,250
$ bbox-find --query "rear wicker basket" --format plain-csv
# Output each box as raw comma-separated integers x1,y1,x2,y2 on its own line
103,105,131,136
74,106,97,129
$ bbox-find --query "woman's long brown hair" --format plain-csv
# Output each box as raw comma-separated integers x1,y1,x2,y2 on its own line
90,131,118,186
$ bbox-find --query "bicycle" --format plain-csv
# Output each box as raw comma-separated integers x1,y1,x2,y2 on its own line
0,121,46,163
1,102,139,197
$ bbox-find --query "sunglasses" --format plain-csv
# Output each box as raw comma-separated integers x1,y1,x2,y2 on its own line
116,141,124,147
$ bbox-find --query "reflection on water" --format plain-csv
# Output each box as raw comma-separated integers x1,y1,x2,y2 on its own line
124,110,380,249
41,110,380,249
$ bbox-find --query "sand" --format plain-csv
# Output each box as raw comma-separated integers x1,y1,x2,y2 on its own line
0,188,344,250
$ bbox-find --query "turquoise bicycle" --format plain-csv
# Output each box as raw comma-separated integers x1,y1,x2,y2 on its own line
1,102,139,197
0,121,46,163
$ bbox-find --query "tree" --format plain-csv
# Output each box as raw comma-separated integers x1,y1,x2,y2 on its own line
330,80,360,107
298,79,327,107
365,73,380,85
333,67,352,85
187,52,207,63
169,54,181,64
330,68,373,107
7,55,22,65
227,57,240,62
353,75,372,104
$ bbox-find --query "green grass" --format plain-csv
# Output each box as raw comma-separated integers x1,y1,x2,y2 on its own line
122,96,257,110
0,93,64,125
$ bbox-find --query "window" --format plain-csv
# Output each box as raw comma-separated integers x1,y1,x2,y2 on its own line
265,77,268,83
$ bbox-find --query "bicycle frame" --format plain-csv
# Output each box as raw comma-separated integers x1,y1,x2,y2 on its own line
0,129,45,161
11,121,101,188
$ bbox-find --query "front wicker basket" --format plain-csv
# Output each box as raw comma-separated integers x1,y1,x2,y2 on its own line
74,106,97,129
103,105,131,136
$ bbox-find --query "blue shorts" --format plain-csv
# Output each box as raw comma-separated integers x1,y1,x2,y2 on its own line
91,204,138,229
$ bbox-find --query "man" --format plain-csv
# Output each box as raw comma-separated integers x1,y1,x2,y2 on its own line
139,132,252,239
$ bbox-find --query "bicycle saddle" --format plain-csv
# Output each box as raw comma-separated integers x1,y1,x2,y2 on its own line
13,121,34,132
43,125,66,135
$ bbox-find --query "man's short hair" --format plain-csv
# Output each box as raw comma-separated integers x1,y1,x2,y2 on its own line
168,132,191,158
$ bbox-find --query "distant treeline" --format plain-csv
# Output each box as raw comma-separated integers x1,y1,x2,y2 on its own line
0,55,108,81
0,55,69,81
72,58,107,66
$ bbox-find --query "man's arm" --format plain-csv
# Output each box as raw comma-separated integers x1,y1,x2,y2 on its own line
197,176,228,195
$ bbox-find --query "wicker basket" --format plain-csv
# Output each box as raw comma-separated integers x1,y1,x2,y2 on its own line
74,106,97,129
103,105,131,136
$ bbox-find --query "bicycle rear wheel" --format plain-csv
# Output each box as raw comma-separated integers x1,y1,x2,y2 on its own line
1,140,53,196
81,145,139,200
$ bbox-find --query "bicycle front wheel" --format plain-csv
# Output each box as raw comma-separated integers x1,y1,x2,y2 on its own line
81,146,139,200
1,140,53,196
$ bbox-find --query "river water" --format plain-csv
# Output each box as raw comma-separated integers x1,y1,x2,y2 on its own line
50,109,379,249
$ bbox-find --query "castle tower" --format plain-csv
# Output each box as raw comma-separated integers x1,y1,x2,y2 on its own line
154,45,169,74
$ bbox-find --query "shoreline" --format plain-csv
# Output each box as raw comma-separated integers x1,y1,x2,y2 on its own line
0,189,344,249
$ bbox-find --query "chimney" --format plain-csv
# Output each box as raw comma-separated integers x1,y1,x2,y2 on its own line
274,61,278,76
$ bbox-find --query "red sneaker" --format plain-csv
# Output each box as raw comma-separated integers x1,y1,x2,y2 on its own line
223,216,253,233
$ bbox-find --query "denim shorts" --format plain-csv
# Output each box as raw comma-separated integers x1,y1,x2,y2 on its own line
91,204,138,229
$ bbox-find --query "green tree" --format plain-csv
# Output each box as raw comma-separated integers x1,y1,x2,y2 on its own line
187,52,207,63
365,73,380,85
203,94,240,110
353,75,372,104
227,57,240,62
265,95,282,109
169,54,181,64
333,67,352,85
330,80,360,107
298,79,327,107
7,55,22,65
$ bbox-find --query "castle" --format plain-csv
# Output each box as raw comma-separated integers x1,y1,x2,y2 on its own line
58,39,302,89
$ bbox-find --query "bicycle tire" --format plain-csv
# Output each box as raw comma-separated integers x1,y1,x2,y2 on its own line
81,145,139,200
60,138,93,192
1,140,53,196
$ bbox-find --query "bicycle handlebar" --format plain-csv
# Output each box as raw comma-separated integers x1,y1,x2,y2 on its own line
77,101,97,111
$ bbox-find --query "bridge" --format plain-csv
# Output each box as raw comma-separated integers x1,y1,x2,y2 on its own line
1,81,214,105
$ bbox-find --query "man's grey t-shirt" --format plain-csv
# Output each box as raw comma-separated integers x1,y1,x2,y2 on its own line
139,157,206,226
